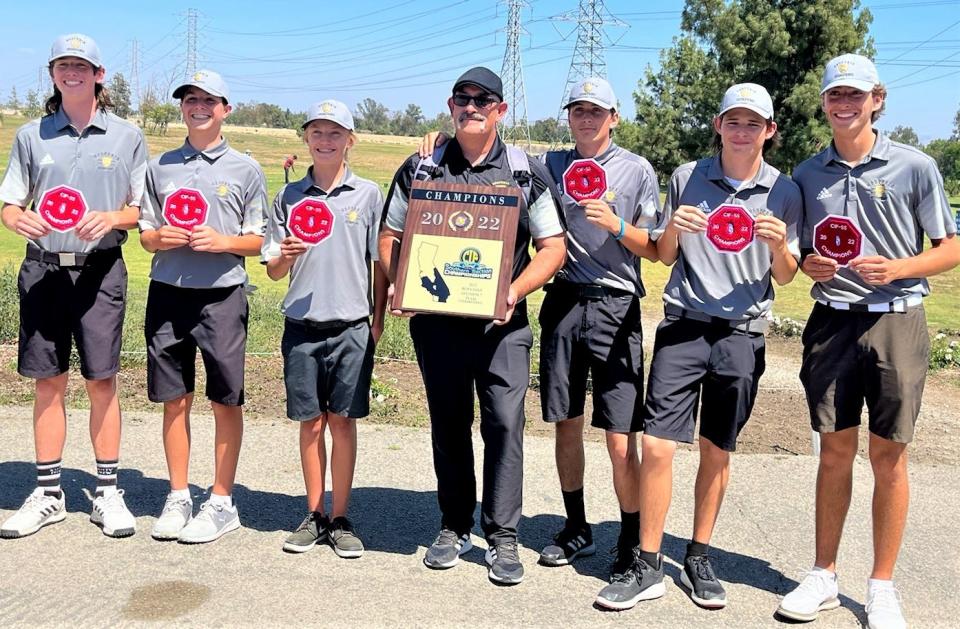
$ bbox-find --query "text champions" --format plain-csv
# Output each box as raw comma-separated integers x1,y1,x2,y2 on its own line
411,188,520,207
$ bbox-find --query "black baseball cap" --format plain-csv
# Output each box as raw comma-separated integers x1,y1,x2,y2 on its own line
452,67,503,101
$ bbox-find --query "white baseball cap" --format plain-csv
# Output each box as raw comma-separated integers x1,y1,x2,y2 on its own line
820,54,879,95
173,69,231,103
49,33,102,68
718,83,774,119
303,100,355,131
564,77,617,111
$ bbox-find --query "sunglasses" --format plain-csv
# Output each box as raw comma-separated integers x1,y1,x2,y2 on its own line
452,93,500,108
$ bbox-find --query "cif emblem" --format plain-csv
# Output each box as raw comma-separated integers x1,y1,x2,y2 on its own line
460,248,481,264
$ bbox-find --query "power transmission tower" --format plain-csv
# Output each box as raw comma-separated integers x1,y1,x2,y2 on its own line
37,66,48,96
129,39,141,112
185,8,199,78
499,0,531,149
551,0,626,144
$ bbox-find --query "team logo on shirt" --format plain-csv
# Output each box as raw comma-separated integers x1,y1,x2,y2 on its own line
212,181,231,197
95,152,119,170
868,178,891,201
604,189,616,202
343,207,362,225
491,180,513,188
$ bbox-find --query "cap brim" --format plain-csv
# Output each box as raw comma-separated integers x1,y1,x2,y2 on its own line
564,96,616,111
820,78,875,95
49,52,101,69
172,83,228,102
718,103,773,119
452,81,502,100
302,115,353,131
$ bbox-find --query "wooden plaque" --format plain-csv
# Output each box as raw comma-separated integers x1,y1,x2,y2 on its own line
393,180,520,319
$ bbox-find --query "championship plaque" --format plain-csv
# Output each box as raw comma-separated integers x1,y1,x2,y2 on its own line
392,180,520,319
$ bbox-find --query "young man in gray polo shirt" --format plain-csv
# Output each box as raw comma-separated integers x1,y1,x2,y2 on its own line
379,67,566,585
597,84,802,611
0,34,146,539
139,70,267,544
778,54,959,629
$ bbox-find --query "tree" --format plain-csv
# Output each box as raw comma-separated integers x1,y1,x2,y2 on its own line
22,89,42,119
925,138,960,196
391,104,425,137
354,98,391,135
953,103,960,141
6,86,20,112
421,111,454,138
627,0,873,178
529,117,561,143
144,103,178,135
109,73,133,119
887,125,920,148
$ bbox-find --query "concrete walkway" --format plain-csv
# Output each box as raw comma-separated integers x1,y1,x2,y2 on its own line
0,407,955,628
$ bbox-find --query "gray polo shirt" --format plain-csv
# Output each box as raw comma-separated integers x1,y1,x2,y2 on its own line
542,142,660,295
794,132,955,304
0,107,147,254
651,156,802,320
262,166,383,323
139,139,267,289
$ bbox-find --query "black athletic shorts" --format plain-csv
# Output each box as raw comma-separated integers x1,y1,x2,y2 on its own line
641,315,766,452
800,302,928,443
145,281,248,406
538,283,644,432
18,248,126,380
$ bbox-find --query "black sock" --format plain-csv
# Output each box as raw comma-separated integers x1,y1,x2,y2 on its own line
686,541,710,558
95,459,118,496
619,509,640,548
37,459,62,499
639,550,660,567
561,487,587,528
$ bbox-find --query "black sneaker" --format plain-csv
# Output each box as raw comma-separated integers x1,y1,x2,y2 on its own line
485,540,524,585
328,516,364,558
680,554,727,608
282,512,328,553
596,550,665,611
539,521,595,566
423,528,473,569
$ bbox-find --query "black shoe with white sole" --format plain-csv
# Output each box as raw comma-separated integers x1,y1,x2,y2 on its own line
596,550,665,610
539,522,595,566
680,554,727,609
423,528,472,569
485,541,524,585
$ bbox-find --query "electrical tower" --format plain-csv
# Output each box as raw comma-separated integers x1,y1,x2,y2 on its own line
129,39,141,112
185,8,199,78
37,66,49,97
499,0,531,149
551,0,626,144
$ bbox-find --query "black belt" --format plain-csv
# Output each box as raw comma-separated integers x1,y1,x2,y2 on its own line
286,316,368,331
546,281,634,300
664,304,768,334
25,246,119,268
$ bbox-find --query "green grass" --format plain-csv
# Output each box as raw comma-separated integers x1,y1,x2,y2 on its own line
0,113,958,356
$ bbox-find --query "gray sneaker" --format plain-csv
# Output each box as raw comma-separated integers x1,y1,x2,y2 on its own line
283,512,328,553
423,528,473,569
485,541,524,585
178,499,240,544
328,516,364,558
596,550,665,610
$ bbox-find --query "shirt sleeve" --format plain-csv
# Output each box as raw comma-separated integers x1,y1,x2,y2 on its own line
0,128,33,208
368,187,384,262
633,158,661,230
241,165,268,236
383,154,418,232
650,168,682,241
914,158,956,239
527,157,564,239
137,161,164,231
779,178,803,260
126,128,148,208
260,188,288,263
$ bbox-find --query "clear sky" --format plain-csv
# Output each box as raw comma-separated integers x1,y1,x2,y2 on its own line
2,0,959,142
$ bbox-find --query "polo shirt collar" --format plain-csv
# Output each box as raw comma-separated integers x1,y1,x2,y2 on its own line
52,106,109,132
296,165,358,195
444,135,507,169
706,154,778,190
180,138,230,161
574,140,618,164
822,130,889,166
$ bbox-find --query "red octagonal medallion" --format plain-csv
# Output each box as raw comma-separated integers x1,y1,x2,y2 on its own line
288,198,335,245
562,159,607,202
163,188,209,230
813,215,862,267
706,204,755,253
37,185,87,232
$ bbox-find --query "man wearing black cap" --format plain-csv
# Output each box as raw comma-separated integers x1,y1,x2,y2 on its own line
379,67,566,585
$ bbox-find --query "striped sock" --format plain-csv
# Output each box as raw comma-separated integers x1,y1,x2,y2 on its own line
37,459,62,499
95,459,119,496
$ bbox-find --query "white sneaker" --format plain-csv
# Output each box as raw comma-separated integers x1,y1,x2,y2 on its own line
866,581,906,629
0,488,66,538
177,499,239,544
84,488,136,538
151,493,193,540
777,568,841,621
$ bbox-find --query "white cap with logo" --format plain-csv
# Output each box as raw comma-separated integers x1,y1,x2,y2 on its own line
718,83,774,119
303,100,355,131
820,54,879,95
172,70,231,103
564,77,617,111
49,33,102,68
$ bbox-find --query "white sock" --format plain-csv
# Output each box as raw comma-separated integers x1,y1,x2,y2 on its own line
209,493,232,507
868,578,895,591
812,567,837,579
170,488,191,500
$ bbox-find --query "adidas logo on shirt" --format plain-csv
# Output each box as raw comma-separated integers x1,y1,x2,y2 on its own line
816,188,832,200
697,201,710,213
39,154,55,166
161,182,177,194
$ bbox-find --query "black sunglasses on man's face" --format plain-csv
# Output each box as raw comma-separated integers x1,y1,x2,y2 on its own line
452,93,500,108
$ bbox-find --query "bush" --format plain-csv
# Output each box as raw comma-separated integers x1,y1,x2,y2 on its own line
930,332,960,370
0,264,19,343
